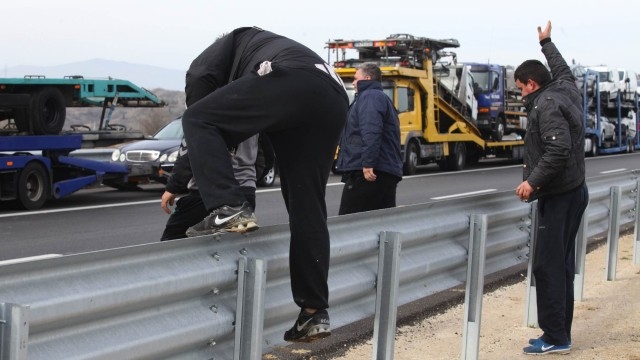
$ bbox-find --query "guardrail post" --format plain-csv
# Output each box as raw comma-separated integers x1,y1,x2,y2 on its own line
524,201,538,327
606,186,622,281
234,257,267,360
574,209,589,301
633,180,640,265
0,303,29,360
460,214,487,360
372,231,401,360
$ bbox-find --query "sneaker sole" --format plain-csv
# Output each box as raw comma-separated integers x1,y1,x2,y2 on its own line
186,221,259,237
285,325,331,343
523,349,570,355
226,221,260,233
528,338,572,348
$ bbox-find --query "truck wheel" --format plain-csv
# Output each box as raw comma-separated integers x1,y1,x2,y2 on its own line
446,142,467,171
492,116,505,141
403,141,419,175
16,162,50,210
588,137,598,157
29,87,66,135
257,162,276,187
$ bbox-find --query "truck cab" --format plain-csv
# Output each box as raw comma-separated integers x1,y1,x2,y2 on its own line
465,63,506,140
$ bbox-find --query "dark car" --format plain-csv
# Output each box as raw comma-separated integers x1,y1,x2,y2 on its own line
105,118,276,190
106,118,183,190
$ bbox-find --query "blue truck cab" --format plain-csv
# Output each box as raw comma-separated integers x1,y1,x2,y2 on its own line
465,63,508,141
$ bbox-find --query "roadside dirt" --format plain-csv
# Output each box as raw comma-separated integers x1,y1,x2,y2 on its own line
332,233,640,359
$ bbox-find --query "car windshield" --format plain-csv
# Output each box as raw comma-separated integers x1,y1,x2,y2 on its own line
344,82,394,104
571,66,585,77
469,70,490,92
598,71,611,82
154,120,183,140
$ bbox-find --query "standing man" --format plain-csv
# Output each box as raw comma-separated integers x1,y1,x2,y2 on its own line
514,21,589,355
181,27,348,343
336,62,403,215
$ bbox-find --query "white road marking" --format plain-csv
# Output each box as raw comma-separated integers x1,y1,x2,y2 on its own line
0,254,62,266
431,189,497,200
600,168,627,174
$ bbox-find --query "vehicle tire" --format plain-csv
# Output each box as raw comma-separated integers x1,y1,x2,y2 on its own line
588,137,598,157
28,87,66,135
403,141,419,175
16,161,50,210
446,142,467,171
622,125,629,143
257,162,276,187
492,116,505,141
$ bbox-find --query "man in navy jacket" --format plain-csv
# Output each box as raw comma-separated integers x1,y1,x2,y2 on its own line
336,62,403,214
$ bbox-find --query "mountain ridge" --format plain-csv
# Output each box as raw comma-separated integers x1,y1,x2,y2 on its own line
3,59,185,91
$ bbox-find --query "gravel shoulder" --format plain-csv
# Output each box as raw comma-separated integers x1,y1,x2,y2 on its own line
332,233,640,359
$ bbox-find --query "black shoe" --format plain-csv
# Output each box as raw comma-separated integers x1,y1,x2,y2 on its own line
283,309,331,343
185,201,258,237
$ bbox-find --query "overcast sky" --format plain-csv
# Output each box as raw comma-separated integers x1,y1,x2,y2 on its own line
4,0,638,75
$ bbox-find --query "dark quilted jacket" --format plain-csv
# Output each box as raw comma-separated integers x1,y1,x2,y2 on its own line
522,40,586,200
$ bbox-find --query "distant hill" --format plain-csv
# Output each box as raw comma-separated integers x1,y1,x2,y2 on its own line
4,59,185,91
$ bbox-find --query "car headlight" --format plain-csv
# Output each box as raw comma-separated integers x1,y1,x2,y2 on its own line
167,150,179,163
111,149,121,162
159,154,168,162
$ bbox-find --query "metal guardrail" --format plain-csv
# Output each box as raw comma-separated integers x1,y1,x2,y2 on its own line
0,170,638,359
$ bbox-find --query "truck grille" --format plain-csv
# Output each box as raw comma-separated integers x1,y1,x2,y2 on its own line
125,150,160,162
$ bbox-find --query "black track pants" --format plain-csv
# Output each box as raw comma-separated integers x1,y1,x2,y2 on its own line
338,171,400,215
534,183,589,345
182,66,348,309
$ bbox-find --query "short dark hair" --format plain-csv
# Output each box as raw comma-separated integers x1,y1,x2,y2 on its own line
514,60,551,87
358,62,382,82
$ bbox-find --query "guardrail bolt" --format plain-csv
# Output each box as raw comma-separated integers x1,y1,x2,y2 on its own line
209,305,218,313
207,339,217,347
239,248,248,255
211,252,220,261
212,288,220,295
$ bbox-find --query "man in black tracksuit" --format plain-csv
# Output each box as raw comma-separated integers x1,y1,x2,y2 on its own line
180,27,349,342
514,21,589,355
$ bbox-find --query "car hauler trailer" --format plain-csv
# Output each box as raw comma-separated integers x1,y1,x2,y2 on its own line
0,76,165,209
327,34,524,175
583,70,639,156
0,75,164,143
0,134,130,210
